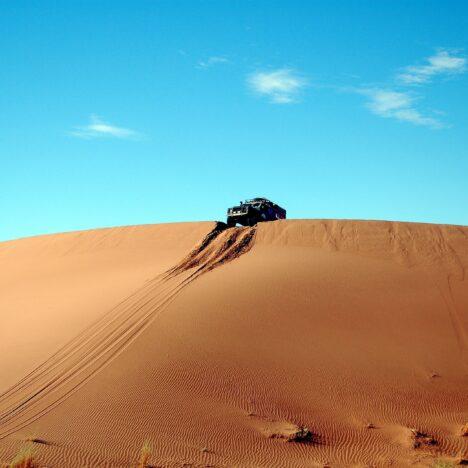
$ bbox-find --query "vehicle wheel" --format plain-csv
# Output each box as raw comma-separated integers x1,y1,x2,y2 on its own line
227,218,236,228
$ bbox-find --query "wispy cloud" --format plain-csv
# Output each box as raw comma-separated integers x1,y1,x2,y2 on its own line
397,49,466,84
197,56,230,69
248,68,306,104
360,88,443,128
353,48,466,128
70,115,142,140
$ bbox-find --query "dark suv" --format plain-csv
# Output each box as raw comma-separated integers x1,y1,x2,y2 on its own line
226,198,286,227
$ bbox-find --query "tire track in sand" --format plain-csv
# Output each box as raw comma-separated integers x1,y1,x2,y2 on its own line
0,223,256,439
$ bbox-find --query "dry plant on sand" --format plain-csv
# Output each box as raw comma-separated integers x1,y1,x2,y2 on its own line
269,424,313,442
9,445,36,468
287,425,313,442
137,440,152,468
410,428,437,448
433,459,455,468
460,423,468,437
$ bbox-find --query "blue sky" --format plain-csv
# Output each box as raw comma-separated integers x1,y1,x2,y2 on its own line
1,0,467,241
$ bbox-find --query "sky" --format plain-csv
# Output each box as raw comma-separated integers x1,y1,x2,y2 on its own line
1,0,468,241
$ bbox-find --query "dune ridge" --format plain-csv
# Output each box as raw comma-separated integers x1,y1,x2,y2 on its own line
0,219,467,467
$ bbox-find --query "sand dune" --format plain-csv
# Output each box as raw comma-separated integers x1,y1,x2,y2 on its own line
0,220,467,467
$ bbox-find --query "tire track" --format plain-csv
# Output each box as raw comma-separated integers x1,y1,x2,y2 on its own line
0,224,256,439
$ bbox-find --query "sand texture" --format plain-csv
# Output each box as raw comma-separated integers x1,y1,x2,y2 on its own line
0,219,467,467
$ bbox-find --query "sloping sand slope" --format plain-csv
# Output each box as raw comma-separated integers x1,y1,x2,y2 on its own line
0,220,467,467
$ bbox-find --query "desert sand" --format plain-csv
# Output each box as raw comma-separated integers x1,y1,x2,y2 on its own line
0,219,467,467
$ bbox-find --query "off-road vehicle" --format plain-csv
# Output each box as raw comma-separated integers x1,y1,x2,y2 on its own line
226,198,286,227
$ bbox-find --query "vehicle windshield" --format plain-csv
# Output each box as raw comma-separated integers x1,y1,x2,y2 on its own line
246,198,267,204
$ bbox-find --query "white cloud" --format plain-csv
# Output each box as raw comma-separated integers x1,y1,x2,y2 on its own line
397,49,466,84
248,68,306,104
361,88,443,128
197,56,229,68
356,49,465,128
70,115,142,140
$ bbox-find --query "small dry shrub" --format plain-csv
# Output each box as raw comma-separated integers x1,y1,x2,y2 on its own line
287,425,313,442
433,460,454,468
460,423,468,437
24,438,49,446
269,424,313,443
410,428,437,448
137,440,151,468
9,445,36,468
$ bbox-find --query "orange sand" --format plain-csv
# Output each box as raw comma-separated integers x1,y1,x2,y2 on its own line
0,220,467,467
